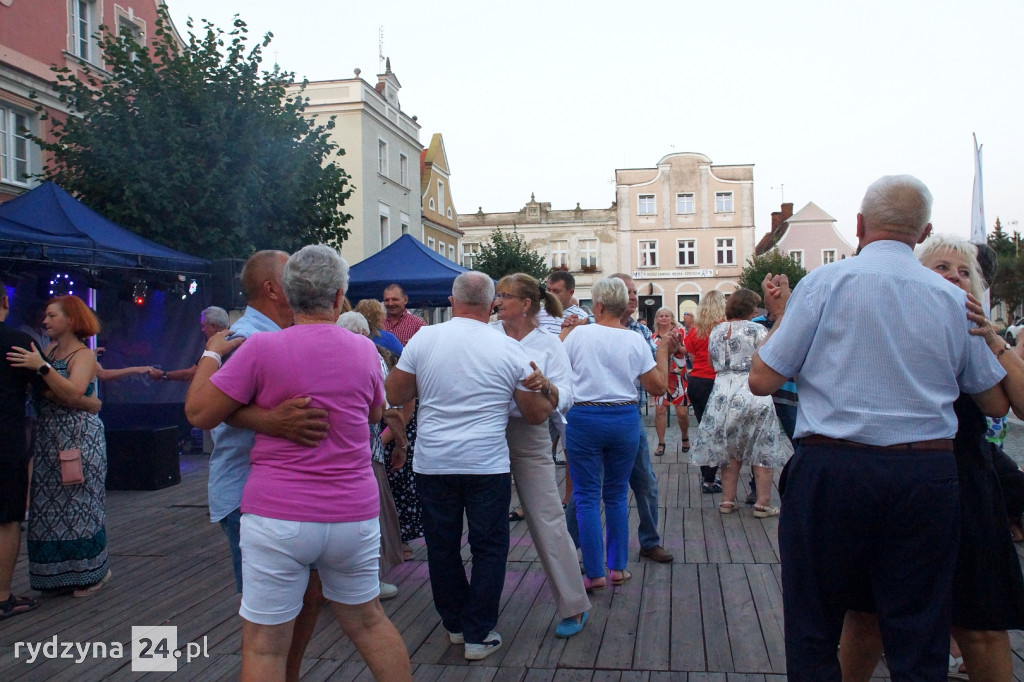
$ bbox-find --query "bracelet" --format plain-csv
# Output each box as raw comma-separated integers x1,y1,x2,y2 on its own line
161,371,169,380
997,342,1011,358
201,350,223,368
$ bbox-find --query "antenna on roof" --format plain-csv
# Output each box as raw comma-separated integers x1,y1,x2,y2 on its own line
771,184,785,203
378,26,385,73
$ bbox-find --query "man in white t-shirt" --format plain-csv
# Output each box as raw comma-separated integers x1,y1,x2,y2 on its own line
537,270,589,335
386,271,550,661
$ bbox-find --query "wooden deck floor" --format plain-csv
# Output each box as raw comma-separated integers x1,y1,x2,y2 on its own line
2,422,1023,680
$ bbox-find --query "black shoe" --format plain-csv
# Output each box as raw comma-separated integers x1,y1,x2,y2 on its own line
701,481,722,494
745,490,757,505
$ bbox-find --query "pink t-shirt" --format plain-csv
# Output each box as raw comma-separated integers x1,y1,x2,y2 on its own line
211,324,384,523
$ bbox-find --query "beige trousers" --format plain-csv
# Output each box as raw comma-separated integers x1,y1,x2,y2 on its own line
507,417,591,619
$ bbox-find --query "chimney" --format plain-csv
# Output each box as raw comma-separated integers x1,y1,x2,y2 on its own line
781,202,794,222
771,211,782,232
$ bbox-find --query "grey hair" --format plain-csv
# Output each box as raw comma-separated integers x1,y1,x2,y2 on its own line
915,233,985,300
336,310,369,335
860,175,933,236
201,306,229,329
452,271,495,306
282,244,349,316
591,276,628,317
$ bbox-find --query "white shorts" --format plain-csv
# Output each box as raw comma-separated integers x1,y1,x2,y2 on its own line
239,513,381,625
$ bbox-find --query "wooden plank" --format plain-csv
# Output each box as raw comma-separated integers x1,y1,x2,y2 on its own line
702,510,732,565
698,563,733,672
745,564,786,675
634,561,672,670
595,564,644,670
671,563,705,672
718,564,769,673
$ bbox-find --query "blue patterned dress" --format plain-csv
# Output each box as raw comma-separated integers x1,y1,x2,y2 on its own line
27,357,108,591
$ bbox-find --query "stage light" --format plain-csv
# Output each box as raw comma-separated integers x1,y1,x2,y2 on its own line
132,280,148,306
188,279,198,296
48,273,74,297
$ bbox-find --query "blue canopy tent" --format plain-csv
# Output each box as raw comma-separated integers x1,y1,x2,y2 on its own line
345,233,470,307
0,182,208,274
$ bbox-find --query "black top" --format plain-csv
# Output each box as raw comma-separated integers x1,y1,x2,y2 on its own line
0,324,39,462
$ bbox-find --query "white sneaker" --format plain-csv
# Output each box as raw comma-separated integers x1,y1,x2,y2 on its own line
464,631,502,660
378,582,398,600
447,630,464,644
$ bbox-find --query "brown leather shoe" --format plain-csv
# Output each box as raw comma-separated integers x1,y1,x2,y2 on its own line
639,545,673,563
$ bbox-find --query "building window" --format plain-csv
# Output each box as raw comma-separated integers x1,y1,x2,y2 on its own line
377,139,388,176
117,14,144,60
399,153,408,186
437,180,445,215
638,194,656,216
439,240,446,256
677,239,696,267
428,197,435,210
580,239,597,269
639,240,658,268
70,0,98,62
789,250,803,267
0,106,31,185
427,236,436,250
462,242,480,269
715,191,734,213
715,238,735,265
379,203,390,248
676,193,695,214
822,249,836,265
550,240,569,268
448,245,455,261
446,208,453,219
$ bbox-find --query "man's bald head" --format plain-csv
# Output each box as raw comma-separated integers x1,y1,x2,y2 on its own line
241,250,289,304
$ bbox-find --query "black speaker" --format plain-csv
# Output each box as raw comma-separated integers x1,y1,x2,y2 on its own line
209,258,247,311
105,427,181,490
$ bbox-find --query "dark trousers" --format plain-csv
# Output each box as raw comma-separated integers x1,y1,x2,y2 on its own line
416,472,511,644
780,443,959,682
687,376,718,483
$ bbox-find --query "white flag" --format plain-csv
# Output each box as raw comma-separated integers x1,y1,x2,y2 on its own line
971,133,985,245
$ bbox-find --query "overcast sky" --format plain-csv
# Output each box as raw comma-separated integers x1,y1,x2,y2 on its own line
166,0,1024,245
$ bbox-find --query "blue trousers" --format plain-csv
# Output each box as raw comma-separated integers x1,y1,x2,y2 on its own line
780,443,959,682
416,472,510,644
565,405,641,577
565,407,662,552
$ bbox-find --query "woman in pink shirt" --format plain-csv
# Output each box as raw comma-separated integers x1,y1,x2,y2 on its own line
186,245,410,682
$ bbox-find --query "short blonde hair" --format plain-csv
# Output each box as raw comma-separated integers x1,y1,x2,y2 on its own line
915,233,985,300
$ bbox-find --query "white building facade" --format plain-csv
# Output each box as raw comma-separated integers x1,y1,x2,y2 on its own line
291,61,423,264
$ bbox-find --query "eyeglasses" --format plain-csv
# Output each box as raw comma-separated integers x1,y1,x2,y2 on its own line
494,293,522,301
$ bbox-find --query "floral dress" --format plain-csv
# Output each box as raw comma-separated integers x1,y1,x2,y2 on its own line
690,321,793,468
27,357,109,591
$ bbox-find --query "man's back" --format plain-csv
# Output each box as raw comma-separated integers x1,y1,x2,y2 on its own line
396,317,530,475
758,240,1003,445
0,325,36,461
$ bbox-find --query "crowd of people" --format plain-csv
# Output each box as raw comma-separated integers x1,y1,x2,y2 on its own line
2,174,1024,682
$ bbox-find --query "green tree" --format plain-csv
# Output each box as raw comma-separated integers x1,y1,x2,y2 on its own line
739,249,808,293
988,217,1015,258
31,8,351,259
474,228,548,280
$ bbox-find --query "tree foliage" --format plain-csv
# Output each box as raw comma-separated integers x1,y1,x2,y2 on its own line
739,249,808,293
987,218,1024,318
474,228,548,280
31,8,352,259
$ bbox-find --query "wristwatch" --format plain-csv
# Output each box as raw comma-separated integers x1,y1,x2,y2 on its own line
37,364,50,377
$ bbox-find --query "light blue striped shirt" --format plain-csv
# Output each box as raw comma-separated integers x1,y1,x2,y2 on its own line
757,240,1005,446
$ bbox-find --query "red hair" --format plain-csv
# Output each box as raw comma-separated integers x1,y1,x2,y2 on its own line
48,295,100,339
